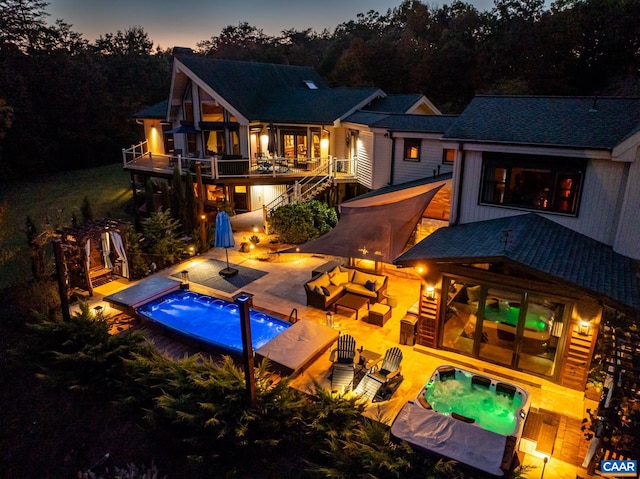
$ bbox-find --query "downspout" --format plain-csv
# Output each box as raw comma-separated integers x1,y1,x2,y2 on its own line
451,143,465,225
387,130,395,185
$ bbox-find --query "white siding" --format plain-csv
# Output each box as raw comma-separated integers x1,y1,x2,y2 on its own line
249,184,287,211
614,159,640,258
394,137,453,185
371,135,392,189
456,152,628,246
356,131,374,189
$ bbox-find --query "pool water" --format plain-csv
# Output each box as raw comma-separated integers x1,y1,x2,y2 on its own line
136,290,291,354
423,373,523,435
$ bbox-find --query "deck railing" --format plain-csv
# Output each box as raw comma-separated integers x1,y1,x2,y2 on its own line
123,142,357,182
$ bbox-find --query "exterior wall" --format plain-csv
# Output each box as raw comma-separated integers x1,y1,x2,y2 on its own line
143,120,166,154
371,134,392,189
614,159,640,258
455,150,627,246
356,131,374,190
393,135,452,185
249,184,287,211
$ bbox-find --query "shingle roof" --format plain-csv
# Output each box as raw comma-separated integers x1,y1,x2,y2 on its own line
395,213,640,310
443,96,640,149
363,94,424,113
133,100,168,119
344,111,459,132
177,56,379,123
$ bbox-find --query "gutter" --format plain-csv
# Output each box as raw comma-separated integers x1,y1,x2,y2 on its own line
387,130,395,185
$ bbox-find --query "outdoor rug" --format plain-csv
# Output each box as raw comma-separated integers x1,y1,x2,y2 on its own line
173,259,268,293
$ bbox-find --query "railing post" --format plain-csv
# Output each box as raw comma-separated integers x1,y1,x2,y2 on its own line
177,154,182,175
272,157,277,178
329,155,333,177
122,148,127,166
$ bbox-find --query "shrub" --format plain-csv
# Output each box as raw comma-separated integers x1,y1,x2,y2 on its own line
269,200,337,244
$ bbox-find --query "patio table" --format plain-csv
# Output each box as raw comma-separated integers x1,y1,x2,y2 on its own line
334,293,369,321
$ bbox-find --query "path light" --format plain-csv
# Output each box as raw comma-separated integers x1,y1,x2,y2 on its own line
578,320,591,335
326,311,334,328
426,285,436,299
93,305,104,320
180,270,190,290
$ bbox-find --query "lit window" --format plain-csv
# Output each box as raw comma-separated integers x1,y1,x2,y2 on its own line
443,149,455,163
404,139,421,162
480,153,584,215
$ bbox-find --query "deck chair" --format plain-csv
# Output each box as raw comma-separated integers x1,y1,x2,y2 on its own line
354,347,403,401
329,334,356,391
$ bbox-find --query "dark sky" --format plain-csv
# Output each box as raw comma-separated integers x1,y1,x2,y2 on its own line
47,0,500,49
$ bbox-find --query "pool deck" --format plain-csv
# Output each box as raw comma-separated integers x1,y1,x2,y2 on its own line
78,210,598,479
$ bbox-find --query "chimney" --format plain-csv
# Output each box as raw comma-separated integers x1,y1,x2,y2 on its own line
172,47,193,57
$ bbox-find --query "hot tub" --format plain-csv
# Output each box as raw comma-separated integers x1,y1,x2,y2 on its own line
391,365,530,476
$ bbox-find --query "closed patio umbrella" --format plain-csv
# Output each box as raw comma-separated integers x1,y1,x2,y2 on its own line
267,122,278,157
215,211,238,277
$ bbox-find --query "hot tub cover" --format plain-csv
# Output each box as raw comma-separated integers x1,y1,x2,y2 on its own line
391,401,507,476
256,320,338,375
104,276,180,310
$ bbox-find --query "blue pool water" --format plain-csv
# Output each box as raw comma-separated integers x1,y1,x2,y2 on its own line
136,290,291,354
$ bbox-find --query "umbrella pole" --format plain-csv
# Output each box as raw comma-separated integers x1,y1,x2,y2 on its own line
225,248,230,270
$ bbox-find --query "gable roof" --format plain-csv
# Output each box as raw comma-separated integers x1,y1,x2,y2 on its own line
176,56,381,123
363,94,425,113
395,213,640,310
344,111,459,133
133,100,169,119
443,96,640,150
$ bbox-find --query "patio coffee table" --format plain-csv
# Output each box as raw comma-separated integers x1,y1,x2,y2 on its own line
334,293,370,321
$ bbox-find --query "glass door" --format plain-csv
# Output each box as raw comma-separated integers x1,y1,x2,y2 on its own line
477,288,523,367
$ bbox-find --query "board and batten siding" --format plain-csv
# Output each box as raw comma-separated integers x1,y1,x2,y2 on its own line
614,159,640,259
356,131,374,190
249,184,287,211
394,137,452,185
457,152,627,247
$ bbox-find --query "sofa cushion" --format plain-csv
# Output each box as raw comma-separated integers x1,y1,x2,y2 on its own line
345,283,377,298
353,270,384,289
330,271,349,286
308,272,331,291
339,266,356,282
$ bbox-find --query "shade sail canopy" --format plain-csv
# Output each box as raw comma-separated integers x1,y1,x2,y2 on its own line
284,181,446,263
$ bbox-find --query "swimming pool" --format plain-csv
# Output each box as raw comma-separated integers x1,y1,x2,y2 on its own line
391,365,530,476
136,290,291,354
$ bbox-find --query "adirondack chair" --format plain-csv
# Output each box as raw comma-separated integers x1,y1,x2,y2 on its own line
354,347,403,401
329,334,356,391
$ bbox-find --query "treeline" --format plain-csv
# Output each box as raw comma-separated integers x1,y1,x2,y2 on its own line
1,0,639,178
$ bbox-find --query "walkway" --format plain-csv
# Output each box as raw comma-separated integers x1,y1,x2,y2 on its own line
83,210,597,479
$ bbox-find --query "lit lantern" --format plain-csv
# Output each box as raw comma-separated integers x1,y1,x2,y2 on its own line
180,270,190,290
426,285,436,299
578,320,590,335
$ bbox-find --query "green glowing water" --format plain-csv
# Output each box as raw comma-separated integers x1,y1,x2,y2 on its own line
423,373,523,436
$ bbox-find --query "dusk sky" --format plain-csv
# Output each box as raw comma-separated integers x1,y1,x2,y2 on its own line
47,0,501,49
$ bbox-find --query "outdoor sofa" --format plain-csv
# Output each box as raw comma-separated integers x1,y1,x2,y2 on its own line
304,265,388,310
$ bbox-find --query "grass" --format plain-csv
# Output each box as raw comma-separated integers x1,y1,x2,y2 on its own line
0,164,133,289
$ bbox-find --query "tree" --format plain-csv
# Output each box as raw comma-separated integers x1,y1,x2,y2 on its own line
0,0,49,51
140,209,183,269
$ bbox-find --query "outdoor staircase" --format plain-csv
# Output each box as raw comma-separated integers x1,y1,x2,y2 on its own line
560,326,593,390
416,294,439,348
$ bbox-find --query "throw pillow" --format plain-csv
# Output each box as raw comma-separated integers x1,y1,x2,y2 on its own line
330,271,348,286
365,280,376,291
314,286,321,294
321,286,331,296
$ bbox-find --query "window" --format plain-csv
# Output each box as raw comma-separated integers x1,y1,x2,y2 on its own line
480,153,584,215
443,149,455,163
404,139,421,162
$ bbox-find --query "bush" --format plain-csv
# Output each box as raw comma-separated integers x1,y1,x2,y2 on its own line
269,200,337,244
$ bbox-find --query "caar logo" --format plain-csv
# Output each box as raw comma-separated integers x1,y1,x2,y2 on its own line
600,460,637,477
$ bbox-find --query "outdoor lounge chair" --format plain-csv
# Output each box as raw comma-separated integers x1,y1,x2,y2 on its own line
329,334,356,391
354,346,403,401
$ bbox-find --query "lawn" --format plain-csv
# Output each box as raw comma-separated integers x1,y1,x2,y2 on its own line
0,164,133,289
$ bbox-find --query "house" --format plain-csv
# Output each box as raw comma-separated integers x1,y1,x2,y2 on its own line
124,49,454,217
395,96,640,392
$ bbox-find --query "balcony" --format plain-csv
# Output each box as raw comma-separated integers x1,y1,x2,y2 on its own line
122,141,356,181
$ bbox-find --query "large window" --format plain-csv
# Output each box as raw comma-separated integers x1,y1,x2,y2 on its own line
480,153,584,215
404,139,421,162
